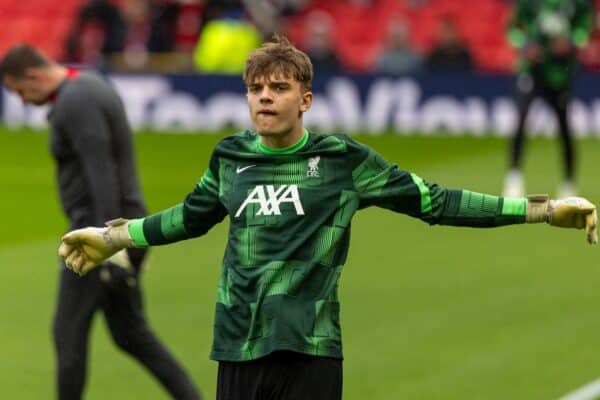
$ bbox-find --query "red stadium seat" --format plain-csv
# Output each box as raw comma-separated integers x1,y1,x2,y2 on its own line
0,0,84,59
283,0,520,72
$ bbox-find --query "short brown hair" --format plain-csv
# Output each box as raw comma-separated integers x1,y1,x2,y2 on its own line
0,44,51,80
243,34,313,92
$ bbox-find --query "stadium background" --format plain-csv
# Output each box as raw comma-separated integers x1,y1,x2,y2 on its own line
2,1,600,399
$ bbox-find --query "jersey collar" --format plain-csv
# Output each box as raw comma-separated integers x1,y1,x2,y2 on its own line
258,129,309,155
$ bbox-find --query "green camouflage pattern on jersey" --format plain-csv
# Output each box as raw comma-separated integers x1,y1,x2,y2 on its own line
128,130,526,361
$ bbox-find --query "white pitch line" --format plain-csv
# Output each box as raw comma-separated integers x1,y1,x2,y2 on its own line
559,378,600,400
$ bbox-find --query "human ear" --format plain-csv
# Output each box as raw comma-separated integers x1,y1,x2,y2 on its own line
300,91,313,112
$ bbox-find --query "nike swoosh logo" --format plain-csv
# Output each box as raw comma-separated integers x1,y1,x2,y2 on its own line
236,165,256,174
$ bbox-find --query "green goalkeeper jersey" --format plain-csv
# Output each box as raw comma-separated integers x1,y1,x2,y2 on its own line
127,130,527,362
508,0,594,89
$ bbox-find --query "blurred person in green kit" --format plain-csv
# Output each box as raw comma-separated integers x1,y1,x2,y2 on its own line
502,0,594,199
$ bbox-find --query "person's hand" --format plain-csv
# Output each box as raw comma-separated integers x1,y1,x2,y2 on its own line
549,197,598,244
526,195,598,245
58,218,134,275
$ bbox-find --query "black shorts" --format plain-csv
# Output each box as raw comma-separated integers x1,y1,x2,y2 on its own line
217,351,342,400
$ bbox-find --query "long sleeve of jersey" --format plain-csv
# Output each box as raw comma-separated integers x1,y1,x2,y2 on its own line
350,139,525,227
128,152,227,246
572,0,595,48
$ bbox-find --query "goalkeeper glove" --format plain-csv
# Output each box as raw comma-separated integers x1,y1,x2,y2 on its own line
58,218,136,275
525,195,598,245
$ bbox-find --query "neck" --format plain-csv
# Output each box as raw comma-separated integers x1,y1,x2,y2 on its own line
44,65,67,98
50,66,69,92
43,65,69,104
260,124,305,149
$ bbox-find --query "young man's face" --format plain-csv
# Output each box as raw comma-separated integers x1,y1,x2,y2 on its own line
246,73,312,141
3,70,49,105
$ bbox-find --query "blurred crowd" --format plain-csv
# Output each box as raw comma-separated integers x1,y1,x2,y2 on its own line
9,0,600,74
62,0,481,73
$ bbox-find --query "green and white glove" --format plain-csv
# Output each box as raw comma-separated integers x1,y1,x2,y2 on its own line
526,195,598,245
58,218,136,275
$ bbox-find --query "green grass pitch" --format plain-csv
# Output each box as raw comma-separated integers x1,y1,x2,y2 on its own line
1,127,600,399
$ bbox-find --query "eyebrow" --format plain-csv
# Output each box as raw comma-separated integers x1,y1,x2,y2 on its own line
247,81,293,92
249,78,293,85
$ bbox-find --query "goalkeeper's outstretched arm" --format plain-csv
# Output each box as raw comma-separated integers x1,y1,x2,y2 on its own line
60,193,597,276
432,191,597,245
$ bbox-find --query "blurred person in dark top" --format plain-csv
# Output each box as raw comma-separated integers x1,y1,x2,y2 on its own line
425,16,472,72
376,17,423,75
65,0,180,67
116,0,178,67
64,0,123,66
502,0,594,199
303,10,341,73
0,43,202,400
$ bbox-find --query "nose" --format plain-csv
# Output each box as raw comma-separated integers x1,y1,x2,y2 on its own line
259,87,273,104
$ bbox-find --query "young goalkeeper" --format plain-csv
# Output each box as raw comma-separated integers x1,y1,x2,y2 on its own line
59,35,597,400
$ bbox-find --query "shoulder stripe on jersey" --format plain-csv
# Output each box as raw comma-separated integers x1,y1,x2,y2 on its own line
198,169,218,193
410,173,432,214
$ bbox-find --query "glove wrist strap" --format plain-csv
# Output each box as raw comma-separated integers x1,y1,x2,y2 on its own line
525,194,550,223
105,218,136,248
